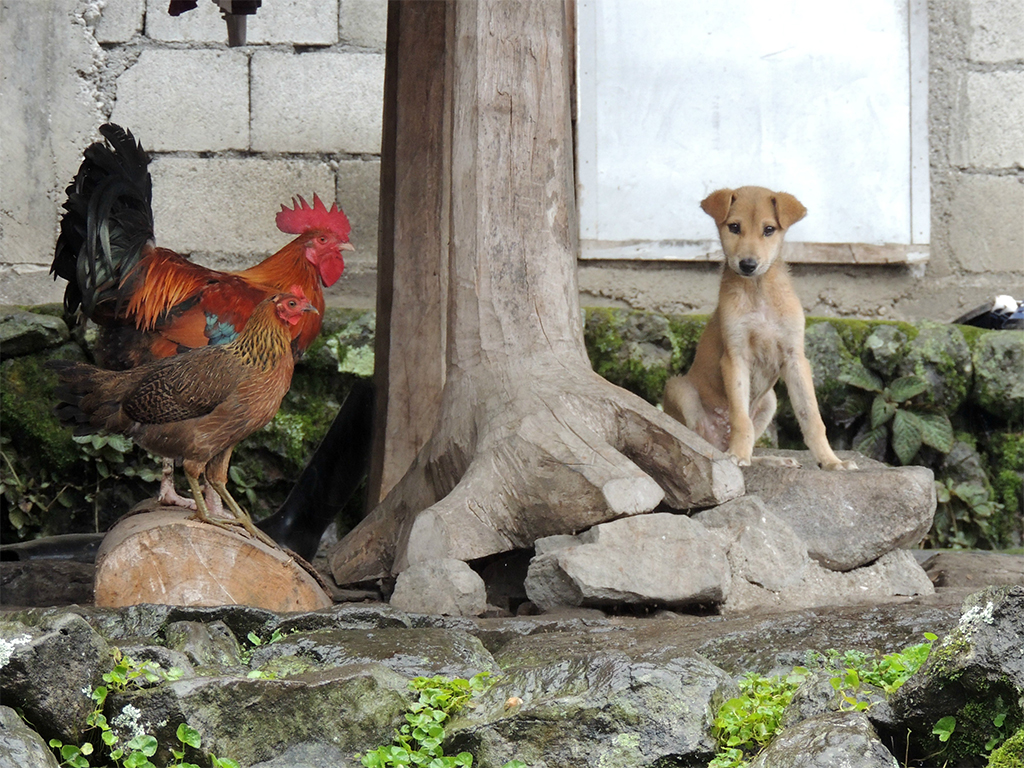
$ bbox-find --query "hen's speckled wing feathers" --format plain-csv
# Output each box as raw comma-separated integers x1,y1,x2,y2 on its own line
119,346,244,425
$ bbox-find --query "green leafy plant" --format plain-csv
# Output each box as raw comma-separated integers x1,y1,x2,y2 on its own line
1,431,160,540
711,637,937,768
48,649,237,768
709,668,810,768
934,477,1006,549
245,628,286,648
241,628,287,678
825,634,935,710
228,464,258,508
357,673,527,768
840,369,954,464
933,715,956,744
1,438,69,535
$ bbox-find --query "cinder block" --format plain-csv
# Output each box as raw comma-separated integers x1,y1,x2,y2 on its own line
336,159,381,269
251,51,384,153
148,156,337,258
145,0,225,43
146,0,338,46
0,267,67,307
340,0,387,51
110,50,249,152
0,0,103,269
951,72,1024,169
969,0,1024,62
948,174,1024,274
95,0,144,43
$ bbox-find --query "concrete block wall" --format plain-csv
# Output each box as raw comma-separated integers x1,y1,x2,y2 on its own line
927,0,1024,299
0,0,386,308
1,0,1021,320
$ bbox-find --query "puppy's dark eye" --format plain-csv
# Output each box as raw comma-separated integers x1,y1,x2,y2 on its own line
727,222,741,234
763,225,776,237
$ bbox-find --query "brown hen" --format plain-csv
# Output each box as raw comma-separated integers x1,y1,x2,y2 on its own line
49,291,318,545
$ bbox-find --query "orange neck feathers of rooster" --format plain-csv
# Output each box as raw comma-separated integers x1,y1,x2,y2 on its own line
119,194,351,359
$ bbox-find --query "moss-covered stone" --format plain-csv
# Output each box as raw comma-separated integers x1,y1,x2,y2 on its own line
890,586,1024,766
0,351,82,473
862,324,908,378
0,306,70,358
972,331,1024,423
897,321,973,412
664,314,709,374
989,432,1024,510
988,726,1024,768
583,308,677,405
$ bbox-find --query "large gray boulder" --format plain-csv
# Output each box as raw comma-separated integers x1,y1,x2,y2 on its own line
0,705,60,768
722,549,934,615
972,330,1024,422
449,629,736,768
749,711,899,768
525,492,933,615
0,613,110,743
524,513,731,611
888,585,1024,765
390,558,488,617
693,495,811,592
695,495,932,614
742,451,935,571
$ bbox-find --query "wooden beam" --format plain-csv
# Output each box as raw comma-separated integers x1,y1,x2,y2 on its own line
369,0,450,506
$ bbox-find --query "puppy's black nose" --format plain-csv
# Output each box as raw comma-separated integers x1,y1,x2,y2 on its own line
738,258,758,275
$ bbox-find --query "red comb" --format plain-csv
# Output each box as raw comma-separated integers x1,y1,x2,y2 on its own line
276,194,351,240
288,284,307,300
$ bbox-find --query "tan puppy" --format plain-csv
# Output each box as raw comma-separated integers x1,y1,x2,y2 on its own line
663,186,856,471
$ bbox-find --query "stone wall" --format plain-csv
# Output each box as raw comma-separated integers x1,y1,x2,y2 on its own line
0,0,1021,320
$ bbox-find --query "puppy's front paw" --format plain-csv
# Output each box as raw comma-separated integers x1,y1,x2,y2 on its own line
821,459,858,471
727,452,752,467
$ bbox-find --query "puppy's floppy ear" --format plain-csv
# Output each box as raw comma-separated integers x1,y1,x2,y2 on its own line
773,192,807,229
701,189,735,226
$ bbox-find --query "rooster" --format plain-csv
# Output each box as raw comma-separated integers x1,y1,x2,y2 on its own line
51,123,353,507
49,291,318,545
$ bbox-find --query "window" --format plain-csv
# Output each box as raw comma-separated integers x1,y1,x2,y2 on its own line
576,0,929,265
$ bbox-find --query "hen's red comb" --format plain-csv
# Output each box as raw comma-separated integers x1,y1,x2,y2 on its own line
288,284,307,300
276,194,351,240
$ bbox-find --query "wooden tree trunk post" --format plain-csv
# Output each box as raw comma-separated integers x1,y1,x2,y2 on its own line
368,0,450,506
331,0,744,585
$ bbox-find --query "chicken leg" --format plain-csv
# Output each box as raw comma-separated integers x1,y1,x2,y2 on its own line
183,457,277,549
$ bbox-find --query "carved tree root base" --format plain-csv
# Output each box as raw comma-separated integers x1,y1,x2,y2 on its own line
94,505,332,611
330,367,744,585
